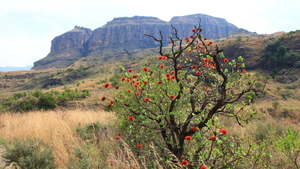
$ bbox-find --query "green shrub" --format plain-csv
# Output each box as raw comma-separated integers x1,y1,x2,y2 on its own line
67,144,105,169
3,137,56,169
75,122,107,141
19,99,35,112
13,92,26,99
37,95,56,110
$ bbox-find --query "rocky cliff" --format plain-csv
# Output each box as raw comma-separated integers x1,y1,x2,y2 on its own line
32,14,239,70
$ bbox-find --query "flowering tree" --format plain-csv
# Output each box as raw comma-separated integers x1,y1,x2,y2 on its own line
106,24,264,168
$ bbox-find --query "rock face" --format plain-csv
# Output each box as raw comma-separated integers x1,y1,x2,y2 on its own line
169,14,238,39
32,14,239,70
33,26,92,69
50,26,92,53
86,16,171,55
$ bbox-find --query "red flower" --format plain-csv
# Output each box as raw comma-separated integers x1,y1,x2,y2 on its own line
128,69,133,73
160,65,164,68
192,29,197,33
181,160,188,166
143,67,148,72
200,165,207,169
171,41,175,44
166,77,171,81
143,81,148,85
191,65,197,69
103,83,110,88
185,136,192,141
157,81,162,84
203,58,210,63
158,56,163,60
132,75,138,78
121,77,126,81
209,136,217,141
118,133,122,136
136,92,141,96
170,71,175,74
171,76,176,79
101,97,106,101
138,88,143,91
185,38,190,43
116,136,121,140
208,41,213,45
203,38,208,41
242,69,247,73
108,104,113,108
128,116,135,121
190,35,195,38
191,127,198,132
223,58,229,63
165,73,170,77
127,90,131,93
220,128,228,135
137,144,142,149
204,87,209,91
110,100,114,104
134,84,139,88
169,95,175,99
177,65,182,68
188,50,193,53
196,71,201,75
144,98,150,102
162,55,167,60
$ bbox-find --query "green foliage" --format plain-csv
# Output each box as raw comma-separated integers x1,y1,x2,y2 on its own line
0,88,91,112
274,128,300,168
75,122,107,141
37,95,56,110
3,137,56,169
236,36,242,43
32,90,43,98
66,143,107,169
260,39,300,71
109,26,263,167
13,92,26,99
272,101,280,110
109,73,122,87
67,122,109,168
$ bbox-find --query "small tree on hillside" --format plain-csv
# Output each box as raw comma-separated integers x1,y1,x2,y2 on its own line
105,24,265,168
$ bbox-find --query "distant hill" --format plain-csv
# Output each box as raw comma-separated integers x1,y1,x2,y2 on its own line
0,66,32,72
32,14,239,70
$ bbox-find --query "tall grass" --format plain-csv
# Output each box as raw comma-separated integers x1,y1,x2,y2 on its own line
0,109,116,168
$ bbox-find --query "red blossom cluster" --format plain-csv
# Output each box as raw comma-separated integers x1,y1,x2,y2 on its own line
220,128,228,135
185,136,192,141
136,144,142,149
181,160,188,166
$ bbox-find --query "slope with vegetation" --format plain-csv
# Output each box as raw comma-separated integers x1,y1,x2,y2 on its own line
0,27,299,168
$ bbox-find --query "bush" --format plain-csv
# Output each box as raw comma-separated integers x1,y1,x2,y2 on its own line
3,137,56,169
75,122,108,142
105,25,263,167
37,95,56,110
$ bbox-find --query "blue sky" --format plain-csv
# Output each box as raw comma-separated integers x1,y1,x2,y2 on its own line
0,0,299,67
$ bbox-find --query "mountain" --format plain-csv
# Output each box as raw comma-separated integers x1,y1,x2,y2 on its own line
32,14,239,70
0,66,32,72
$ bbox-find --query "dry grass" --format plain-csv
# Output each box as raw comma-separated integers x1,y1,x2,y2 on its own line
0,108,116,168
